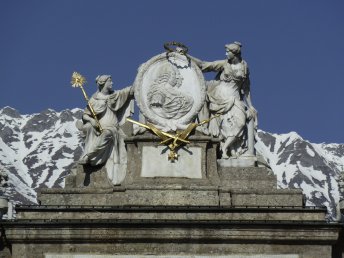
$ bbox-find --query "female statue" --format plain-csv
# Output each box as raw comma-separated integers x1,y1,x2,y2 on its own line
77,75,134,184
190,42,257,158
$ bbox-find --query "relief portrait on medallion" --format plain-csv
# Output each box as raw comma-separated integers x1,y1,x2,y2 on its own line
147,64,194,120
134,51,206,132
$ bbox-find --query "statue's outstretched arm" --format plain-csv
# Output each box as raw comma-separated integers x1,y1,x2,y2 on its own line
187,54,203,68
188,54,224,73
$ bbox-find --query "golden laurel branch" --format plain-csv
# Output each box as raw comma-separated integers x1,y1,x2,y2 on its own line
71,72,103,133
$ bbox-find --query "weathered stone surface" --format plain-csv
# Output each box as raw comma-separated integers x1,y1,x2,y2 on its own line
9,243,334,258
141,146,202,178
44,255,301,258
127,189,218,206
218,166,277,190
6,226,338,258
124,134,220,186
0,247,11,258
11,123,338,258
65,164,113,189
16,206,326,221
0,230,11,258
229,189,303,207
217,156,257,167
8,143,340,258
41,161,303,208
9,226,336,242
38,192,125,206
39,188,218,206
39,187,303,207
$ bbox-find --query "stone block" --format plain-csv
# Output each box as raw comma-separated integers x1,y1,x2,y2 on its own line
17,206,326,222
218,166,277,190
38,187,220,207
124,135,220,186
65,164,113,189
6,227,338,258
217,156,257,167
230,189,304,207
8,242,334,258
126,189,219,206
219,192,231,206
38,188,122,206
141,146,202,178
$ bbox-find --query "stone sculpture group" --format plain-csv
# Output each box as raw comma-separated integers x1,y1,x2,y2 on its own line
4,42,342,258
76,42,258,184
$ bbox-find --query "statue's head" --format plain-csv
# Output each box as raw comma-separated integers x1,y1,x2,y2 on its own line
169,69,183,88
95,75,112,93
225,41,242,60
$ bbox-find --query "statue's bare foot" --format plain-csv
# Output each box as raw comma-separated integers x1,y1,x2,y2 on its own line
231,149,238,157
221,152,230,159
78,155,89,165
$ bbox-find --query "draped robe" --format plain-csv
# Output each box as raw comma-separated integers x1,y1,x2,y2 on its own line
200,59,249,139
80,87,133,185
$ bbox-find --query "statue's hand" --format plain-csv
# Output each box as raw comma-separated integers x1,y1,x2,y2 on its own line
129,86,135,96
247,107,258,120
90,119,98,129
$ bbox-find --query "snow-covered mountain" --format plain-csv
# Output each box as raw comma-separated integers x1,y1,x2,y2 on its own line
0,107,343,220
0,107,83,204
256,130,344,220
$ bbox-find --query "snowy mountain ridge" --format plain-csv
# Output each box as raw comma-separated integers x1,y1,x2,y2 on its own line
0,106,83,204
256,130,343,219
0,106,343,220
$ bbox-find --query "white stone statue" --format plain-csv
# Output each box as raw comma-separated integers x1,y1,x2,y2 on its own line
77,75,134,185
189,42,257,159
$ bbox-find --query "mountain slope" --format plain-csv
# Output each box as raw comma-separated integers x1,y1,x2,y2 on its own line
256,130,343,220
0,107,83,204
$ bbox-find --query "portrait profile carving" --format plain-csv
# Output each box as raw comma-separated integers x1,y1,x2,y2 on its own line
147,64,194,120
134,50,206,132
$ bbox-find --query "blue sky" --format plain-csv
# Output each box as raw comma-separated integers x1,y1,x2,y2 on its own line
1,0,343,143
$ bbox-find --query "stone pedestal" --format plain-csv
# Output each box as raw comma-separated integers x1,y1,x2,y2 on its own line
124,134,220,186
65,164,113,189
218,166,304,207
217,155,257,168
41,135,302,208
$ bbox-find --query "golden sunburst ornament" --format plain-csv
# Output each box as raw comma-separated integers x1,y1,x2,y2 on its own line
70,71,103,133
71,72,86,88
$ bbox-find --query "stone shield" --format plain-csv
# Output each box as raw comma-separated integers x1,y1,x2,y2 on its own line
134,52,206,131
